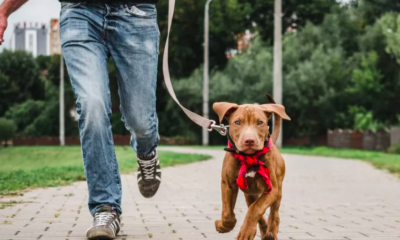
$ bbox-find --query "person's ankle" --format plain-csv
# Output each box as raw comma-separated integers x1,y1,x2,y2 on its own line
138,150,156,160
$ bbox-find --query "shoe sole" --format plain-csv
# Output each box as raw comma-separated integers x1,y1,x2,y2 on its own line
87,228,115,240
139,182,161,198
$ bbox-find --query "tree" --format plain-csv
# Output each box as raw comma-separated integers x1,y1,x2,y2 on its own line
0,72,18,116
4,100,45,132
0,50,45,116
157,0,251,78
358,12,400,124
238,0,339,41
356,0,400,25
156,0,340,79
4,59,79,138
160,38,274,142
36,55,51,71
0,118,17,147
165,7,400,143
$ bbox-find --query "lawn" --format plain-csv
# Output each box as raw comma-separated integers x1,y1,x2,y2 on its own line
195,145,400,174
0,146,211,195
281,146,400,174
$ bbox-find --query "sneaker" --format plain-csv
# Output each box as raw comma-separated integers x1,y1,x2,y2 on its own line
137,150,161,198
86,205,120,240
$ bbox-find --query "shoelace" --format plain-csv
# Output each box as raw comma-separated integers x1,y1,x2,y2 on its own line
138,158,157,180
95,212,115,226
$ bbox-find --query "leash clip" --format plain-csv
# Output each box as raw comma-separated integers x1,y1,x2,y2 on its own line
207,120,229,136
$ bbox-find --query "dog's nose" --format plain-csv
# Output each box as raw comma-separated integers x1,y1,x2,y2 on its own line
245,139,255,146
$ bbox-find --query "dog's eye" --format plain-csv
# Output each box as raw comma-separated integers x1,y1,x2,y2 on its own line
257,120,263,125
234,120,241,125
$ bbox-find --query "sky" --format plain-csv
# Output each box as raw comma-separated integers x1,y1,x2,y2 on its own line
0,0,61,52
0,0,351,52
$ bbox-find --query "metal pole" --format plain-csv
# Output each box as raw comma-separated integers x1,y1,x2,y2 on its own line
202,0,213,146
273,0,283,147
60,54,65,146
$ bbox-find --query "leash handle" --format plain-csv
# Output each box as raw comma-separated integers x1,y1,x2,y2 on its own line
162,0,214,129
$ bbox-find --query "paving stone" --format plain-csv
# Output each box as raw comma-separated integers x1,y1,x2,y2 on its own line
1,147,400,239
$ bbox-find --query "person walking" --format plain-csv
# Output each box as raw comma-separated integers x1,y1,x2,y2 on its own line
0,0,162,239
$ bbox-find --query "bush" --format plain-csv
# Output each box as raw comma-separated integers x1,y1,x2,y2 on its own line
4,99,45,132
0,118,17,146
387,143,400,155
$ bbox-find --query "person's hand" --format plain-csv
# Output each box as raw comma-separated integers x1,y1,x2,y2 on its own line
0,13,8,45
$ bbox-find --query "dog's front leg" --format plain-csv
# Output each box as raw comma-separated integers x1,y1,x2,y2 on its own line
237,171,279,240
215,180,238,233
245,194,269,238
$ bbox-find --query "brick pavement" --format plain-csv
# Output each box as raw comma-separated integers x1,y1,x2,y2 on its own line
1,147,400,240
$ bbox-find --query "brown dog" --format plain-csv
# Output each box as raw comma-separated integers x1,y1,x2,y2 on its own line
213,95,290,240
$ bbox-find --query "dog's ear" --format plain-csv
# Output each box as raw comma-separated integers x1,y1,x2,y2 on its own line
213,102,239,123
259,104,290,144
259,104,291,121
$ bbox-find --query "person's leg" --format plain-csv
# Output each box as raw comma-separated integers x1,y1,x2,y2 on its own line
107,3,160,198
60,2,122,216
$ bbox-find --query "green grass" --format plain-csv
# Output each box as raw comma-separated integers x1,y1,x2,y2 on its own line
281,147,400,174
0,146,211,195
193,145,400,174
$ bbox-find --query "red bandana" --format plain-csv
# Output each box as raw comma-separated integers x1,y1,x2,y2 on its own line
227,139,273,193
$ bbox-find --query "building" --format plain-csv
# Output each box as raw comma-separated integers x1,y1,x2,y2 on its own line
50,19,61,55
10,22,48,57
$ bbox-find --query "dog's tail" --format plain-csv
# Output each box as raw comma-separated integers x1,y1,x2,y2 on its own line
266,93,281,144
271,114,281,144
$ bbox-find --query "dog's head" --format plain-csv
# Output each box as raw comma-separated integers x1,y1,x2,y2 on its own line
213,95,290,154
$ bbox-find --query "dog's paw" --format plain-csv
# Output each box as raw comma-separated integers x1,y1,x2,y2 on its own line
262,232,277,240
236,226,257,240
215,219,236,233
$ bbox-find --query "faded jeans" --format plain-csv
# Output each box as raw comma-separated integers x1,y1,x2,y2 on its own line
60,2,160,215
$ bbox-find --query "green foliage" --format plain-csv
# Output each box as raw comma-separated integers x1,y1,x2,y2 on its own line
159,38,274,139
35,55,51,71
1,1,399,144
357,0,400,25
351,107,382,131
156,0,339,78
3,55,78,137
24,100,59,137
167,8,400,142
238,0,339,42
0,73,17,116
157,0,250,78
358,13,400,124
0,50,45,116
347,51,382,94
378,13,400,64
154,0,341,138
0,118,17,144
387,143,400,155
4,100,45,133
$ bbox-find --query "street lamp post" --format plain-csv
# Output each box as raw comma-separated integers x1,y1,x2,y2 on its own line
202,0,213,146
273,0,283,147
60,54,65,146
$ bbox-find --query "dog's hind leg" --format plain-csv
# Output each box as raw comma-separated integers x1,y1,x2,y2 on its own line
245,194,268,238
215,181,238,233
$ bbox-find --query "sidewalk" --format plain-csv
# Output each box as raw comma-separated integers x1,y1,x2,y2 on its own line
1,147,400,240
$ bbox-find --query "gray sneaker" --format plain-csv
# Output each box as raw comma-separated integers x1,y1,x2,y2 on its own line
137,150,161,198
86,205,120,240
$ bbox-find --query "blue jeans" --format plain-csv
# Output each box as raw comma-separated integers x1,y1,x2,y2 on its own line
60,2,160,215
